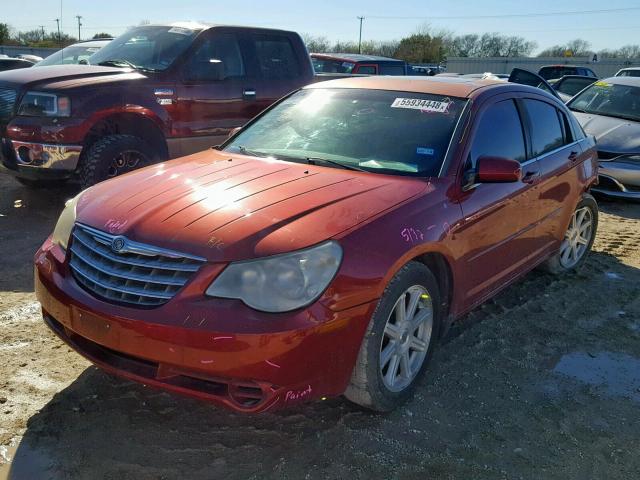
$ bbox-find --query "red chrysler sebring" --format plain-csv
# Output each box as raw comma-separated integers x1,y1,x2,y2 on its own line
35,75,599,412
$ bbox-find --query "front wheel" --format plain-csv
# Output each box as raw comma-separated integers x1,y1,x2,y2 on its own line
541,193,598,274
79,134,161,188
345,261,442,412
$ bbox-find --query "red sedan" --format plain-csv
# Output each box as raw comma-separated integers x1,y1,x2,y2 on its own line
35,75,599,412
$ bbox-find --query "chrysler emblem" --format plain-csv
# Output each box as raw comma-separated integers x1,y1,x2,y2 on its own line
111,237,126,253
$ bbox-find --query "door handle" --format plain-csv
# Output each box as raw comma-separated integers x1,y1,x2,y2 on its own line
568,151,579,162
522,170,540,184
243,89,256,97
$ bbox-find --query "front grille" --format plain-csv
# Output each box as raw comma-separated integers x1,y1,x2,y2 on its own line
69,223,206,307
0,87,16,123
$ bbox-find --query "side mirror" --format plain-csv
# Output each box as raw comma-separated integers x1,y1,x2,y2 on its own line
227,126,242,139
477,156,522,183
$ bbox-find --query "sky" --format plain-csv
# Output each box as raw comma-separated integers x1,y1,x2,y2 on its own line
3,0,640,53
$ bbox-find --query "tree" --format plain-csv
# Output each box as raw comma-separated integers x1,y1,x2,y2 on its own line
0,23,10,44
92,32,113,39
301,34,331,53
538,39,591,57
395,33,446,63
446,32,535,58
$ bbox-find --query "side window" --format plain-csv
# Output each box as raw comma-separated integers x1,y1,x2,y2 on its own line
470,99,527,167
523,99,565,157
252,34,301,79
356,65,377,75
184,33,245,81
379,64,405,75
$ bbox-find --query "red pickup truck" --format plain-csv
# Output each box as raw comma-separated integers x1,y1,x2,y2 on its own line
0,23,317,188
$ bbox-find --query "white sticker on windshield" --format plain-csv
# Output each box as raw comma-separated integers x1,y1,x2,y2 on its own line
391,97,451,113
168,26,193,35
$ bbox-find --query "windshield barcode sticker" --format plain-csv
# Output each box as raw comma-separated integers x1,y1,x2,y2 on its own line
391,98,451,113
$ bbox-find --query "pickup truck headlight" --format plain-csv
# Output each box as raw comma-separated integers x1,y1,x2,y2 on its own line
18,91,71,117
206,241,342,313
52,194,80,250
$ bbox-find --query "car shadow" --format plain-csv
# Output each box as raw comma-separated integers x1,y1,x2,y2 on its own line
597,197,640,220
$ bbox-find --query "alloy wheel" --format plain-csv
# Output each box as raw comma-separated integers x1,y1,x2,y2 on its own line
560,206,593,268
107,150,146,178
379,285,434,392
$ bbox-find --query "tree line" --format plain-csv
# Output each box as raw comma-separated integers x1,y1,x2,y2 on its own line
304,30,640,63
0,22,112,48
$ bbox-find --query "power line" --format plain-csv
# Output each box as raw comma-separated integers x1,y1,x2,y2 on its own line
367,6,640,20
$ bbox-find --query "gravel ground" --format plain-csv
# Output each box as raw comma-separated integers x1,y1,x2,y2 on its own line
0,173,639,480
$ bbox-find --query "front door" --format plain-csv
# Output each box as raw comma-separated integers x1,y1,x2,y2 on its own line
456,96,541,309
172,31,254,157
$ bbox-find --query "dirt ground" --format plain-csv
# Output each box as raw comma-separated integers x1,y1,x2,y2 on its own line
0,172,639,480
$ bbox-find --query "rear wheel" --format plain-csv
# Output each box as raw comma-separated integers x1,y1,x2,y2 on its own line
79,134,160,188
541,194,598,274
345,262,441,412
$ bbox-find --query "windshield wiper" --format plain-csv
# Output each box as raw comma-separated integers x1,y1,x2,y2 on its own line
569,106,587,113
97,59,138,69
236,145,268,157
306,157,369,173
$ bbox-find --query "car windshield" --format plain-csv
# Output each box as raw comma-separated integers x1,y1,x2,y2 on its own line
88,25,199,71
36,44,106,66
568,81,640,122
312,58,355,74
225,88,467,177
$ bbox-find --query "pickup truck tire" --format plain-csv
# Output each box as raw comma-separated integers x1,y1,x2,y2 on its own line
344,262,442,412
15,177,67,189
79,134,160,189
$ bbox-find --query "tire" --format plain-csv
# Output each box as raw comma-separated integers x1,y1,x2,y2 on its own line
345,261,442,412
79,134,160,189
15,177,67,189
541,193,598,275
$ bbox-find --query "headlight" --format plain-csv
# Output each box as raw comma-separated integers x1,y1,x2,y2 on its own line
206,241,342,312
18,91,71,117
52,193,80,250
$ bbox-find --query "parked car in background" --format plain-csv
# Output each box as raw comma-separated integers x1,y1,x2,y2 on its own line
35,74,598,413
0,57,34,72
567,77,640,200
35,39,112,67
16,54,43,63
549,75,598,102
615,67,640,78
0,22,324,189
461,72,509,80
311,53,408,75
538,65,597,81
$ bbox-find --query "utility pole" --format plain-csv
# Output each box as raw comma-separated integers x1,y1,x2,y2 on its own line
54,18,61,46
75,15,82,41
357,16,364,54
39,25,45,42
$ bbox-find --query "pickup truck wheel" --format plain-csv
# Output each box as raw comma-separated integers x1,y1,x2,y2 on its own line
541,193,598,274
344,261,442,412
80,134,159,188
15,177,67,189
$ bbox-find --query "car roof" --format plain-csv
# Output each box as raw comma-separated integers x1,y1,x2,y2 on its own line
142,21,298,36
305,75,509,98
311,53,404,63
0,58,33,64
618,67,640,71
599,76,640,86
67,40,112,47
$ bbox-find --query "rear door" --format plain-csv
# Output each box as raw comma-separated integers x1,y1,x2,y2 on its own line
520,97,588,260
456,95,541,309
243,32,309,117
173,29,252,156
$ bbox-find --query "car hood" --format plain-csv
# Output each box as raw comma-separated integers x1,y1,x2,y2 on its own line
573,111,640,155
76,150,429,262
0,64,144,91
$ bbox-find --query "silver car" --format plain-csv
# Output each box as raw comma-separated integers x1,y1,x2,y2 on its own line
567,77,640,200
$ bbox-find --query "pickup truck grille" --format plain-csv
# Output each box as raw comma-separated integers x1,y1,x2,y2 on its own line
69,224,206,307
0,87,16,123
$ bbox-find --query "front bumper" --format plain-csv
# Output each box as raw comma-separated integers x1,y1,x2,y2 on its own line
1,137,81,180
34,238,376,413
592,160,640,200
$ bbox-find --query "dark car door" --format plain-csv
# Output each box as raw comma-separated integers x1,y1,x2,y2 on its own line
243,32,308,118
456,96,541,309
520,97,590,260
173,30,253,156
